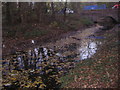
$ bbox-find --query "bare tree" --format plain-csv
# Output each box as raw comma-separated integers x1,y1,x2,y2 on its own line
51,2,56,21
19,2,29,23
34,2,47,23
5,2,18,24
71,2,81,14
63,0,67,21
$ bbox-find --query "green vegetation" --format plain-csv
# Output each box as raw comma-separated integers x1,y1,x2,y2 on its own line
24,29,49,38
80,17,94,26
64,15,93,30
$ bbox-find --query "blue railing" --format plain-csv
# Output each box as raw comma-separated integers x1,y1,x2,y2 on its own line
83,4,106,10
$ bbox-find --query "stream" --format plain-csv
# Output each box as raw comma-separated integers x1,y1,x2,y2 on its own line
2,26,105,88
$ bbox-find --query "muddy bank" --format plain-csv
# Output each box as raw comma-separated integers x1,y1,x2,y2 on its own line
2,24,92,57
3,24,105,61
43,25,104,61
2,28,77,57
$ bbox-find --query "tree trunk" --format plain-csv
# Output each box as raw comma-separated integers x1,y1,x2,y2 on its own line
51,2,55,21
19,2,29,24
71,2,81,14
35,2,47,23
6,2,11,24
6,2,17,24
64,1,67,22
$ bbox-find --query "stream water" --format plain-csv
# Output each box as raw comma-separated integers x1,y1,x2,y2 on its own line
2,26,104,88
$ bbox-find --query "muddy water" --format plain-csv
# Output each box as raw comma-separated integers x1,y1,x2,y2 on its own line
43,26,103,61
2,26,104,87
3,26,104,71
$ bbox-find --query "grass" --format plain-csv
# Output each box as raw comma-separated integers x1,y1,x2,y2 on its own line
58,14,94,31
24,29,49,38
60,75,74,87
80,17,94,26
60,59,95,87
73,17,93,29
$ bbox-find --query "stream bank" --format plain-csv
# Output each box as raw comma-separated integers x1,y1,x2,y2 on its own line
60,25,119,88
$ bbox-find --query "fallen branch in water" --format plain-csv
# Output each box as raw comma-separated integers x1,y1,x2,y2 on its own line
71,37,81,41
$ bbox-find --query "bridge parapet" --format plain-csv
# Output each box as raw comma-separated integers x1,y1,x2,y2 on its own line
82,9,118,21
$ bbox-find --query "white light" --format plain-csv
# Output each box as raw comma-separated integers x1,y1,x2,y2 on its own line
79,42,98,60
43,48,48,56
30,70,35,72
31,40,35,44
34,48,38,56
56,53,61,57
3,44,5,48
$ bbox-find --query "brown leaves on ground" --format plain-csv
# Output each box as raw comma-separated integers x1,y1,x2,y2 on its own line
62,26,119,88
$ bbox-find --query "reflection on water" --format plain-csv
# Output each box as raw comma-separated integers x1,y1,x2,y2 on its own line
55,39,102,62
3,38,102,75
79,41,98,60
3,46,74,75
2,26,105,89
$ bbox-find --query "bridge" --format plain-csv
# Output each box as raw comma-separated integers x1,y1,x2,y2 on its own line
81,9,119,22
